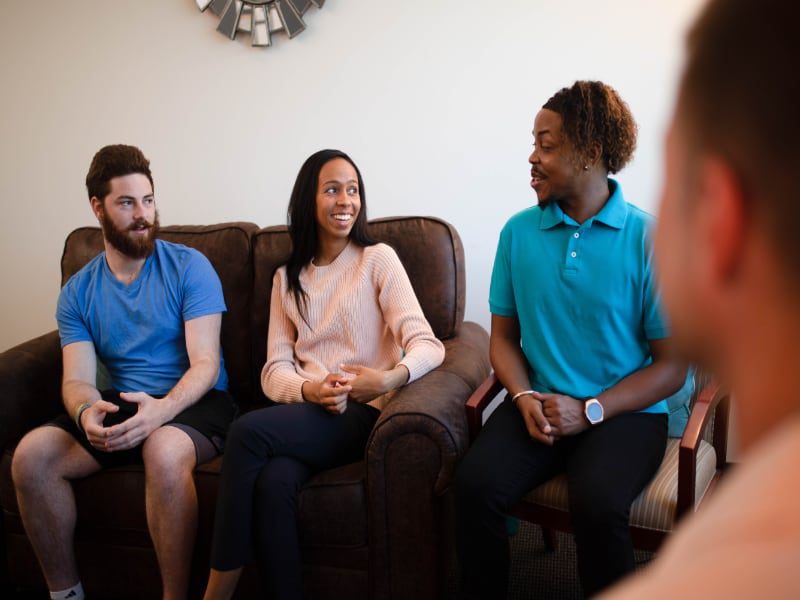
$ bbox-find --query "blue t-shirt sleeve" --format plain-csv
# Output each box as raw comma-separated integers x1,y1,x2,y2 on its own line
181,251,227,321
642,230,668,340
489,225,517,317
56,280,93,348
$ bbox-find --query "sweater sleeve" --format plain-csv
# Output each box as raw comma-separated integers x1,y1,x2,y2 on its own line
373,245,445,382
261,270,307,403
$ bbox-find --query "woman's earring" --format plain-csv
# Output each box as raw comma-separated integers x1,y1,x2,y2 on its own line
583,165,589,171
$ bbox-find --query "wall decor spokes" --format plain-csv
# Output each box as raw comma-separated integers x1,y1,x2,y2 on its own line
196,0,325,47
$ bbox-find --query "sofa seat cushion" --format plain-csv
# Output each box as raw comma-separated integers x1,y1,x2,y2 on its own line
297,461,368,570
519,438,718,531
197,453,368,568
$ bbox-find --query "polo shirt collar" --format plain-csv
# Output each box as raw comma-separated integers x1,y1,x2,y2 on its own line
539,202,564,229
593,178,628,229
538,178,628,230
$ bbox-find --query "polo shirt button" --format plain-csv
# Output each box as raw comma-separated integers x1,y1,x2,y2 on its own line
574,232,580,238
571,251,577,258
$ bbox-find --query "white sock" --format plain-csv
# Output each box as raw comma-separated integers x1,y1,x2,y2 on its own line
50,582,85,600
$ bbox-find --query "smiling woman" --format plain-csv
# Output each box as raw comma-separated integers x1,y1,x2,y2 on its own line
202,149,445,599
196,0,324,46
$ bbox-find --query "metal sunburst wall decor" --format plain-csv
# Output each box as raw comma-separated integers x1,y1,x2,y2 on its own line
196,0,325,47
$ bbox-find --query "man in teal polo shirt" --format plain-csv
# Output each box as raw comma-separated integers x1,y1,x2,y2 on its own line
492,178,671,413
455,81,690,598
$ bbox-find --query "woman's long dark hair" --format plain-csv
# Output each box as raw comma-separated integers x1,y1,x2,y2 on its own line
286,149,376,323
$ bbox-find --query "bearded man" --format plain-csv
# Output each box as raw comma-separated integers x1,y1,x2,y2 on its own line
11,144,237,600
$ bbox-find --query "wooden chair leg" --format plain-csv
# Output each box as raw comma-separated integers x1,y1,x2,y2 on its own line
542,526,558,552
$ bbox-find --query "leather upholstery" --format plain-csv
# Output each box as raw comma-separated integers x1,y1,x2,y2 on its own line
0,217,490,599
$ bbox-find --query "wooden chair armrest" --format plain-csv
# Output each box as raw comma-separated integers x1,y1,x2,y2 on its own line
676,379,725,519
679,380,721,452
711,388,731,471
465,372,504,443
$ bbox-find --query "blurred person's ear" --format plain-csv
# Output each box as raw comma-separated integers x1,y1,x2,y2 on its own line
696,158,748,289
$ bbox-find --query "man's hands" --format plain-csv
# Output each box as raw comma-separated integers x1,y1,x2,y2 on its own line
80,399,120,451
302,373,352,414
534,392,590,437
516,392,591,443
516,394,555,445
80,393,173,452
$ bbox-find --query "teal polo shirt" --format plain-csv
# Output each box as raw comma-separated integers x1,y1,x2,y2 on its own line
490,179,683,414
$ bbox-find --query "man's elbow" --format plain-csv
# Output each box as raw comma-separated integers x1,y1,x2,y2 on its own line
193,355,220,387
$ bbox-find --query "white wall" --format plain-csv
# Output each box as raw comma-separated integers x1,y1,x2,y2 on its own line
0,0,704,352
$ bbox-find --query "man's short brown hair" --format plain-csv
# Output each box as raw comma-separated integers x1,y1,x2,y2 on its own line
679,0,799,272
86,145,153,202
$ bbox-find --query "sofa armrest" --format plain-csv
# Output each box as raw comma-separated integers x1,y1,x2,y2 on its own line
367,322,491,487
0,331,63,452
365,321,489,600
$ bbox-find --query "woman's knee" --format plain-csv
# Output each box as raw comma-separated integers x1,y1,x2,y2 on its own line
225,408,277,453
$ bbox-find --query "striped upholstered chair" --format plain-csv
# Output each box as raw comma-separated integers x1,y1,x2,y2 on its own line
464,370,730,551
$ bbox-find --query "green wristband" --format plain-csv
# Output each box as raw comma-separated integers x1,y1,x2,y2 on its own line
74,402,92,433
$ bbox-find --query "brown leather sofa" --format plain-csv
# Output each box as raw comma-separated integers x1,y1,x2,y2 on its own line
0,217,490,599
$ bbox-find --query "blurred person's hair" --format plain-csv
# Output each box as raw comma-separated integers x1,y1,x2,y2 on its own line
679,0,799,274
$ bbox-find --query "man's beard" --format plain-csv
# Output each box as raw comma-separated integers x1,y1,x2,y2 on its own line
99,208,160,259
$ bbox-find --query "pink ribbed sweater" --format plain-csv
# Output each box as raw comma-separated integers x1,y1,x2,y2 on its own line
261,242,445,409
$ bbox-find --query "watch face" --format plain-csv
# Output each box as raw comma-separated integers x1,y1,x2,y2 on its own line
586,401,603,422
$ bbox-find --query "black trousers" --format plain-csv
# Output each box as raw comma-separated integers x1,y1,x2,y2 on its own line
210,401,379,600
455,397,667,598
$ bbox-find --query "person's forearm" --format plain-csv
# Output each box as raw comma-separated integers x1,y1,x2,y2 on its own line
62,379,102,417
160,358,219,421
384,364,410,393
490,335,533,397
598,360,687,420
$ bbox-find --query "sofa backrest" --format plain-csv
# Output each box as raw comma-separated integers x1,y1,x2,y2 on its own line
250,216,466,407
60,223,259,404
59,217,466,410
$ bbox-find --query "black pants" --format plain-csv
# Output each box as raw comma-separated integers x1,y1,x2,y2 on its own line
210,401,380,599
455,397,667,598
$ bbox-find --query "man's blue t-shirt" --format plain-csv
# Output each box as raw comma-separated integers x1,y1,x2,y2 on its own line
489,179,693,416
56,239,229,395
